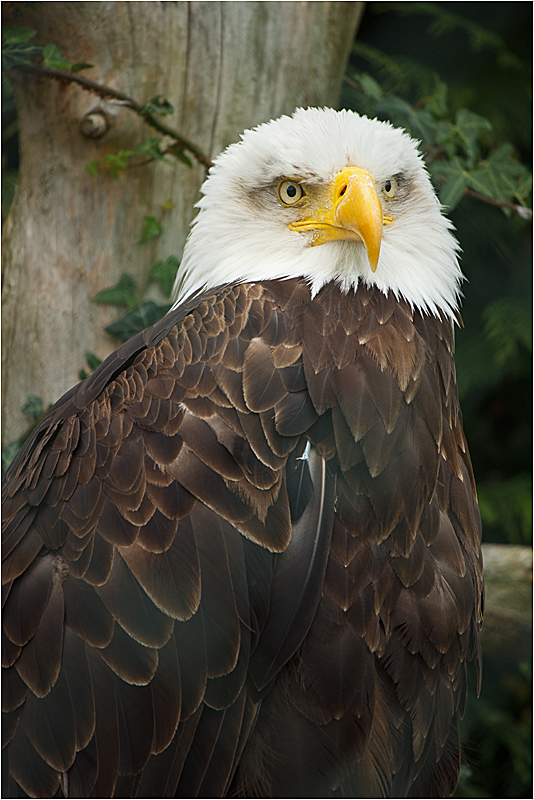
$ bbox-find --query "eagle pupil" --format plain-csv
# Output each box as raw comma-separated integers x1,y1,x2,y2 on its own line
385,180,392,193
287,184,297,197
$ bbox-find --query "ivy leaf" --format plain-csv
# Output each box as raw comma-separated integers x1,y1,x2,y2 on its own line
79,351,102,381
149,256,180,297
423,76,448,118
140,96,175,117
93,273,139,311
486,143,528,179
514,172,533,206
375,96,438,144
454,108,492,164
2,26,37,44
467,145,529,204
2,27,41,69
2,441,21,474
357,72,383,99
170,146,193,168
42,43,72,72
101,150,132,179
140,216,163,244
85,351,102,371
70,62,94,74
429,158,468,210
84,159,100,177
105,301,172,342
132,137,164,161
22,394,44,420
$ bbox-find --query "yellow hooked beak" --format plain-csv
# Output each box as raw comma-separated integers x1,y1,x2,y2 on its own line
289,167,393,272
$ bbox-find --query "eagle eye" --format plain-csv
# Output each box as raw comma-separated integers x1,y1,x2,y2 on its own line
383,177,398,199
278,179,306,206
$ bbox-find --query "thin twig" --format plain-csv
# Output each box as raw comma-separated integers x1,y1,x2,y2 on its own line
16,64,213,168
463,186,532,219
434,172,532,218
343,74,362,92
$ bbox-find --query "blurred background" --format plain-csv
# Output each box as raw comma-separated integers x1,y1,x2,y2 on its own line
2,2,532,797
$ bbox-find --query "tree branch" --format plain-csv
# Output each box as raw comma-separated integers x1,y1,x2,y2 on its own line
15,64,213,168
463,186,532,219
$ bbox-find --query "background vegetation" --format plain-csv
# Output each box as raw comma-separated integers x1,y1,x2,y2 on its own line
2,2,532,797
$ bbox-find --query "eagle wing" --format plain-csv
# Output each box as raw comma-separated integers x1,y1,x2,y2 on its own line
2,279,483,798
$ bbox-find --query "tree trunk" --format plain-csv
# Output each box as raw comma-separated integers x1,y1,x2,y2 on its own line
2,0,363,447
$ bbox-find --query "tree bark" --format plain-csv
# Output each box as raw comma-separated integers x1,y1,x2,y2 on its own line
480,544,532,661
2,1,363,446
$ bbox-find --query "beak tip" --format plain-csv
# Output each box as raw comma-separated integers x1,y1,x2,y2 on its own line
368,252,380,273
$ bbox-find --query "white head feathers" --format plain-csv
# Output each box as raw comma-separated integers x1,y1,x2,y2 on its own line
174,107,462,317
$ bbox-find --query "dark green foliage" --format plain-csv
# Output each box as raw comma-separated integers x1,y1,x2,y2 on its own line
92,252,179,344
105,300,172,342
149,255,181,297
2,26,93,73
140,215,163,243
78,351,103,381
1,27,41,70
454,662,532,799
93,273,139,311
1,394,50,473
140,95,175,117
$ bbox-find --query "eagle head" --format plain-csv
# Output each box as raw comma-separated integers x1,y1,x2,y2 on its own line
176,107,462,316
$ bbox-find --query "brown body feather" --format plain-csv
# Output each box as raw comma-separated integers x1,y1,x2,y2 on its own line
2,279,482,798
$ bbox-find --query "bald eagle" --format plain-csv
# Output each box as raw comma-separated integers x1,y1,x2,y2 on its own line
2,107,482,799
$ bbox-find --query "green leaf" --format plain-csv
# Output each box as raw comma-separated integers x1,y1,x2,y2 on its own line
2,441,21,474
454,108,492,163
85,351,102,371
92,273,139,311
170,146,193,168
140,96,175,117
514,172,533,206
428,159,468,210
105,301,172,342
148,256,180,297
374,96,438,145
358,72,383,99
2,118,19,143
70,62,93,74
140,216,163,244
422,75,448,118
132,137,164,161
22,394,44,421
2,26,37,45
467,145,530,204
42,43,72,72
2,28,42,69
486,143,528,179
101,150,132,179
84,159,100,177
